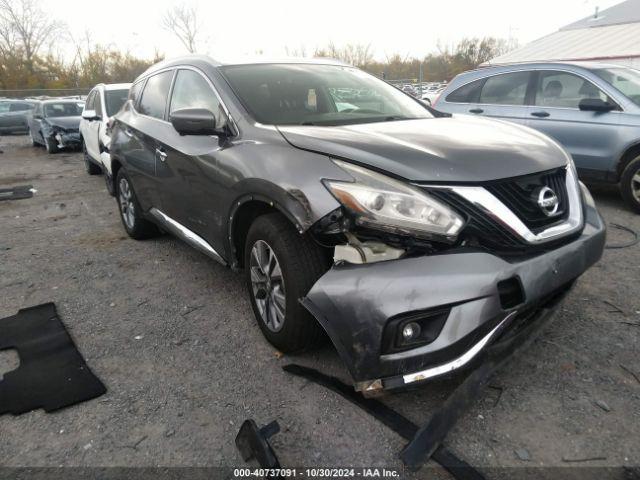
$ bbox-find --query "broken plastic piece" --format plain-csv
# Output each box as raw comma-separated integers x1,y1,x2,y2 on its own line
0,185,34,201
235,419,281,469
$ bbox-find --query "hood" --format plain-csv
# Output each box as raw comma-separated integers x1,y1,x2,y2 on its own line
277,116,568,182
46,116,81,130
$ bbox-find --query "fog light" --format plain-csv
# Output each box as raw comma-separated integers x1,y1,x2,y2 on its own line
402,322,421,341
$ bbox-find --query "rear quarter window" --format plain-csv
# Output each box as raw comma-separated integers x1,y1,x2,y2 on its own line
445,78,483,103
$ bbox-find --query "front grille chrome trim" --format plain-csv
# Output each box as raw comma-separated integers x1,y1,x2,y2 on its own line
415,166,583,244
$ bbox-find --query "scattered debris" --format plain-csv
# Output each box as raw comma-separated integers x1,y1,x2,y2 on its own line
562,455,607,463
0,303,106,415
235,419,281,469
594,400,611,412
134,335,143,341
181,305,204,317
603,300,624,314
274,350,284,359
605,223,639,249
620,364,640,384
0,185,34,202
514,448,531,461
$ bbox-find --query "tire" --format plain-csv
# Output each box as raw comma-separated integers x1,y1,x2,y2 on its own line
45,137,59,154
244,213,329,352
83,142,102,175
115,168,159,239
620,155,640,214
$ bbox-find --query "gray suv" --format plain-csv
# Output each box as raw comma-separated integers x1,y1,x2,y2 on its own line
110,56,605,393
434,62,640,212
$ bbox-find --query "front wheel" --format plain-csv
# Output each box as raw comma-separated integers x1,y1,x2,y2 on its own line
115,169,159,239
620,156,640,214
245,213,329,352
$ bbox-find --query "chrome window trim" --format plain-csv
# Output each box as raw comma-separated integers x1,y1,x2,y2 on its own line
414,165,584,244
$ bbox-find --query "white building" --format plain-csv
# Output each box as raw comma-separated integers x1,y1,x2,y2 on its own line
488,0,640,69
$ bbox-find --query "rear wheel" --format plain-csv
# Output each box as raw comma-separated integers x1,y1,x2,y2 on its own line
620,155,640,213
245,213,329,352
83,141,102,175
115,169,159,239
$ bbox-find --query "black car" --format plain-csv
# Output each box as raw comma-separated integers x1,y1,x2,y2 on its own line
28,99,85,153
0,99,36,134
110,56,606,393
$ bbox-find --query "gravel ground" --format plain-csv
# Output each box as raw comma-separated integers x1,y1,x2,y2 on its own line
0,135,639,478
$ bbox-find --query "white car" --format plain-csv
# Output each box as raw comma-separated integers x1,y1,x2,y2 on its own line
421,87,445,105
79,83,131,192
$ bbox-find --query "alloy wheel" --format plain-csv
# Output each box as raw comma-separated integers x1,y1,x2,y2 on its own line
249,240,286,332
632,171,640,202
118,178,135,230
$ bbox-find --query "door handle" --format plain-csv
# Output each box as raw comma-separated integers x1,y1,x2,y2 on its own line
531,111,550,118
155,147,167,162
469,108,484,114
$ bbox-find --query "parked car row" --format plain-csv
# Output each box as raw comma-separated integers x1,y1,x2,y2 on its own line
90,55,605,393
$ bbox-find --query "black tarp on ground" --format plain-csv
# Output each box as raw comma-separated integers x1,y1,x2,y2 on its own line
0,303,106,415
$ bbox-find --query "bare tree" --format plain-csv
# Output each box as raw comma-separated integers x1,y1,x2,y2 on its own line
0,0,63,72
161,3,200,54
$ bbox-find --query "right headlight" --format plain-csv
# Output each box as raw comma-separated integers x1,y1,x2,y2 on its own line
324,160,464,241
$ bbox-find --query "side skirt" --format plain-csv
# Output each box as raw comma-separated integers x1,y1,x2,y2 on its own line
148,208,227,266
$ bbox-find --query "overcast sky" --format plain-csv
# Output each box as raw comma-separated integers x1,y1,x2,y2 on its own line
45,0,623,61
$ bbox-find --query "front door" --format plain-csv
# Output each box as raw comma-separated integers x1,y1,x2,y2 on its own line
526,70,622,179
156,68,232,255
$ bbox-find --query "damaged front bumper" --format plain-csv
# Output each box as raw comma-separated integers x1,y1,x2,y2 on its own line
52,131,81,149
302,199,606,392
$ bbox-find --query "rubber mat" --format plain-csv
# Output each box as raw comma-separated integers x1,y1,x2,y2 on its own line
0,303,106,415
0,185,34,201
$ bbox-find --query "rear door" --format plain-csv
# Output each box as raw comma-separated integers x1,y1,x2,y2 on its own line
156,68,231,252
468,71,533,125
122,70,175,210
525,70,622,179
83,90,101,160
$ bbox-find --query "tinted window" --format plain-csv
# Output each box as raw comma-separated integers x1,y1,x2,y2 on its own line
221,64,431,126
139,71,174,119
536,71,611,109
0,102,10,113
445,78,483,103
129,81,144,106
94,92,103,116
44,102,84,117
479,72,530,105
85,91,96,110
10,102,32,112
105,89,129,116
170,70,227,128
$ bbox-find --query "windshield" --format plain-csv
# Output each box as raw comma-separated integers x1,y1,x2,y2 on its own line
592,67,640,107
220,64,432,126
105,89,129,117
44,102,84,118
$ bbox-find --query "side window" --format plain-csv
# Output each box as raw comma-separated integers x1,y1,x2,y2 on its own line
10,102,31,112
445,78,483,103
479,72,530,105
169,69,227,128
94,91,103,116
139,71,174,119
0,102,10,113
129,81,144,107
535,71,611,109
88,91,96,109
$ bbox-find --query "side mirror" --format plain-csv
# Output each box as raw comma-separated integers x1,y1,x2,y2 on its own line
578,98,617,112
170,108,223,136
82,109,101,121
